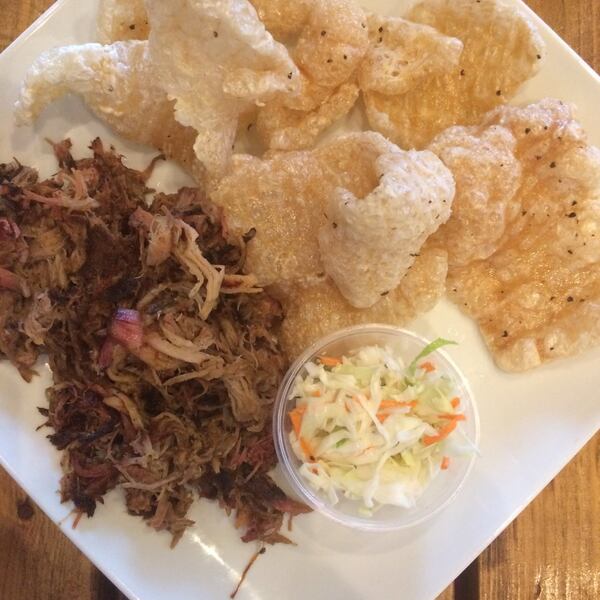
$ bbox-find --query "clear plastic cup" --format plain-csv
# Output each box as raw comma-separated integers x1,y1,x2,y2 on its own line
273,324,480,532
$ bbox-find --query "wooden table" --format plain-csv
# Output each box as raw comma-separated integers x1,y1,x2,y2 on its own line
0,1,598,599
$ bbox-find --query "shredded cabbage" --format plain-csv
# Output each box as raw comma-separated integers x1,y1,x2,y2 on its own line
288,341,470,514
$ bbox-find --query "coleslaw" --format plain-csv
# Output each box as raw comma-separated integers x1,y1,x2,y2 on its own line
287,339,473,514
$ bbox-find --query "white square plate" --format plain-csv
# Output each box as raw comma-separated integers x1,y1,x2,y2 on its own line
1,1,599,599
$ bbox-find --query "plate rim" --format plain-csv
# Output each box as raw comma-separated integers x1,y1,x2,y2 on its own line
0,2,599,600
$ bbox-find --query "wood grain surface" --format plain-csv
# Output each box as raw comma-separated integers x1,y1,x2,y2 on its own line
0,1,598,599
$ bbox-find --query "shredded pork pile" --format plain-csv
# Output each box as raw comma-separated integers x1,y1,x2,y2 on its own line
0,139,309,546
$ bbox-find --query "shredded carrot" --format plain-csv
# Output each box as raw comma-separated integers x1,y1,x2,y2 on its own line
376,400,417,422
289,406,314,459
451,397,460,408
318,356,342,367
288,405,307,438
422,419,458,445
300,437,315,459
441,456,450,470
420,361,436,373
311,390,322,397
378,400,418,409
439,413,466,421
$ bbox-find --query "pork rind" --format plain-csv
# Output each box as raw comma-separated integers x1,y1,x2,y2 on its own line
212,131,454,333
428,124,522,266
447,101,600,372
293,0,369,89
14,42,202,182
319,149,454,307
211,149,326,288
255,1,369,151
145,0,299,180
213,132,448,290
480,97,587,167
97,0,149,43
212,132,394,287
364,0,546,149
212,133,384,286
358,14,463,96
249,0,314,41
280,245,449,358
256,81,359,150
283,73,333,112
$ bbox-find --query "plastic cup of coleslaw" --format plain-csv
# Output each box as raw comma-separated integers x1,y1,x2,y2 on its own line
273,324,479,532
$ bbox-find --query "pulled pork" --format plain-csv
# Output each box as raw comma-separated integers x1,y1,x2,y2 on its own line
0,139,309,546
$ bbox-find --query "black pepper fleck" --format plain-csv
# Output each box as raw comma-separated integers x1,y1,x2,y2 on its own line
460,69,465,76
525,128,531,134
572,200,577,206
502,330,509,338
326,58,333,63
378,26,384,33
213,31,218,38
549,161,556,168
321,30,327,36
343,54,347,60
332,222,338,229
287,72,293,79
567,249,573,254
378,37,383,43
381,290,390,296
567,212,577,218
537,54,542,59
567,296,574,302
550,296,556,301
496,90,502,96
129,24,136,30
